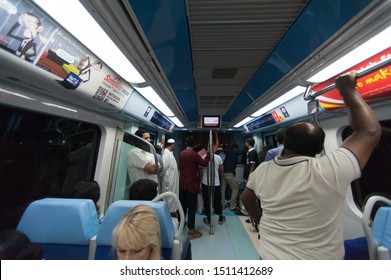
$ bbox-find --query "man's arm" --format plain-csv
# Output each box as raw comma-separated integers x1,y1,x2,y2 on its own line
219,163,224,174
214,129,219,152
241,187,262,223
336,71,382,169
144,162,158,174
249,163,256,174
264,150,273,161
196,152,210,167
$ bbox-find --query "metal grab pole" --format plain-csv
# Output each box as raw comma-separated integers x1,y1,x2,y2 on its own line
207,129,215,235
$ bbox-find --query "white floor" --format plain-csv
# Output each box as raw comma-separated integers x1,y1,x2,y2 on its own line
187,210,260,260
238,215,262,257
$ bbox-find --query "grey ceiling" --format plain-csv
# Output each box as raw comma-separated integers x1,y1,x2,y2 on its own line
187,0,309,116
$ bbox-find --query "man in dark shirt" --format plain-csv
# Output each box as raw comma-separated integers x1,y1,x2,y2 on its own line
258,141,267,164
241,137,259,226
178,136,209,240
221,144,241,211
243,137,259,182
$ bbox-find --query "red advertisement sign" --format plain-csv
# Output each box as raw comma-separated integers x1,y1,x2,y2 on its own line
311,47,391,111
271,110,281,123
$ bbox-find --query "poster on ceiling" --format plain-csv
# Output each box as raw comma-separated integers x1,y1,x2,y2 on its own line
0,0,133,110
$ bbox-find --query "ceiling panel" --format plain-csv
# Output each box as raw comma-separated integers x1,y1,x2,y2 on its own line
187,0,309,117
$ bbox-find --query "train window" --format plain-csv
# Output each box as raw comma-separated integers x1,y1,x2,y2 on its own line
0,104,101,230
343,120,391,209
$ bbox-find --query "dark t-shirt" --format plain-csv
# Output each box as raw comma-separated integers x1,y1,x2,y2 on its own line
223,150,240,173
243,148,259,180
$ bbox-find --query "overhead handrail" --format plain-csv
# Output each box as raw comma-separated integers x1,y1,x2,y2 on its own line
304,58,391,101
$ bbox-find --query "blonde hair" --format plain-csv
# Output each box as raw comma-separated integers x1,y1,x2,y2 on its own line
112,205,161,260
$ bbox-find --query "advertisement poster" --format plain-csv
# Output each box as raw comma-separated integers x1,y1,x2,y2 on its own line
246,113,277,132
0,0,133,110
150,111,175,131
311,47,391,112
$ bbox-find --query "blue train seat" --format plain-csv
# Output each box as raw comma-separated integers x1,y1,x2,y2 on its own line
152,192,187,260
362,195,391,260
371,207,391,259
94,200,176,260
17,198,100,260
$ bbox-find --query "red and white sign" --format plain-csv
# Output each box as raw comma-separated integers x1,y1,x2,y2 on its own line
311,47,391,111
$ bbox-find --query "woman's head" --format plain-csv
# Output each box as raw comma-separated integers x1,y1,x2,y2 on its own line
112,205,161,260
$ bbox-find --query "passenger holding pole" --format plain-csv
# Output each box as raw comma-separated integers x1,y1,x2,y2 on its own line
178,136,210,240
241,71,381,259
201,140,225,227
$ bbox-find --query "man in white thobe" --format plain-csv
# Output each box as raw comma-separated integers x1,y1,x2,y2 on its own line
162,138,179,214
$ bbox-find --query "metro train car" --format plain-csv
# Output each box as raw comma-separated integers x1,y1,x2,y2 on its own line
0,0,390,260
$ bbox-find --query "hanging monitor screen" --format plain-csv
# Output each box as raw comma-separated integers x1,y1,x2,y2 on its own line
202,115,221,128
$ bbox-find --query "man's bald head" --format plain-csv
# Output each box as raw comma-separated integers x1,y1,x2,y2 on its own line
284,122,325,157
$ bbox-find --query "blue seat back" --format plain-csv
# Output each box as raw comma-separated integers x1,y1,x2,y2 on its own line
372,207,391,259
17,198,100,260
94,200,175,260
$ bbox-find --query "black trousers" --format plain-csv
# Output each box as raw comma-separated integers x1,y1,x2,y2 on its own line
201,183,222,222
179,190,197,230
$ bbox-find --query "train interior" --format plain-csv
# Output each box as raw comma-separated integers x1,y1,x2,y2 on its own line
0,0,391,260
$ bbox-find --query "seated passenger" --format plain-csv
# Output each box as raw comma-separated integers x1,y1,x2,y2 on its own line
73,180,103,223
128,179,158,200
0,230,43,260
112,205,161,260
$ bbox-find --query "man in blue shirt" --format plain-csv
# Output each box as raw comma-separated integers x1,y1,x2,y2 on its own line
265,128,286,161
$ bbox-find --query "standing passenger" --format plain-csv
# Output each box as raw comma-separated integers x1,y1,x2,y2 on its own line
154,144,164,188
258,141,267,164
178,136,210,240
243,137,259,182
241,137,260,227
127,129,159,185
241,71,381,259
221,144,241,211
162,139,179,215
265,128,286,161
201,148,225,225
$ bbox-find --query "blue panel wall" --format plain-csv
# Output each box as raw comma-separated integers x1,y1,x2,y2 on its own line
128,0,198,122
128,0,372,125
224,0,372,122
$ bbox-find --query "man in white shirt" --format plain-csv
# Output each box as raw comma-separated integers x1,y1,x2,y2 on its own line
241,71,381,259
127,129,158,185
201,147,225,225
162,139,179,214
